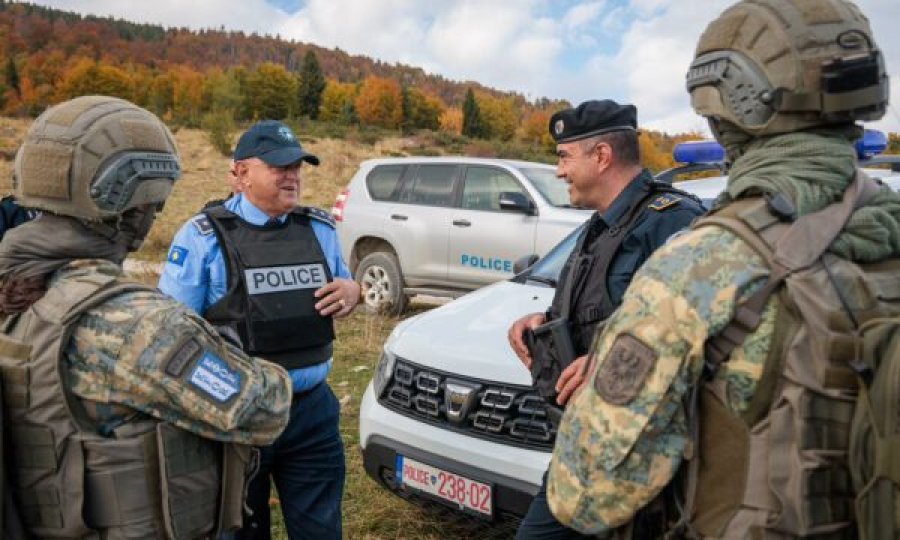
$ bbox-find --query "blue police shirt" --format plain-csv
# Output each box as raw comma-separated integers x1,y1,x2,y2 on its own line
593,169,705,305
159,194,352,392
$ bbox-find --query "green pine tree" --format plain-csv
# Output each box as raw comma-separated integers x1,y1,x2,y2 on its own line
297,50,326,119
5,56,20,97
462,88,483,138
400,85,412,133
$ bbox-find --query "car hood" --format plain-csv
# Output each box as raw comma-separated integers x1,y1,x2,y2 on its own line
388,280,553,385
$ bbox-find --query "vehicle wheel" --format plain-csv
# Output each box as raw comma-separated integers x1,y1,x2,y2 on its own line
357,252,409,316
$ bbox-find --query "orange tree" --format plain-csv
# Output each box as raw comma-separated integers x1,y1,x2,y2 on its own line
355,75,402,129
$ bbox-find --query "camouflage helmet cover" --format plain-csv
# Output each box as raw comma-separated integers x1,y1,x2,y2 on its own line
687,0,889,136
13,95,181,221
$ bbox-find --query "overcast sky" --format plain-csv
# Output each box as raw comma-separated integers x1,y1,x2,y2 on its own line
31,0,900,135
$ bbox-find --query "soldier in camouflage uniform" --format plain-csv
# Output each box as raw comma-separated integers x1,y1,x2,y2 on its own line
547,0,900,537
0,96,292,539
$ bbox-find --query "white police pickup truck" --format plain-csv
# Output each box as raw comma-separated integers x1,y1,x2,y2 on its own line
358,133,900,530
332,157,593,314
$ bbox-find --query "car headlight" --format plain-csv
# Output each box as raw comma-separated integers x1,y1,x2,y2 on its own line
373,348,396,397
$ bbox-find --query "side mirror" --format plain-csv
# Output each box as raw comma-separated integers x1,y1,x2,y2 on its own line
513,253,540,274
498,191,536,215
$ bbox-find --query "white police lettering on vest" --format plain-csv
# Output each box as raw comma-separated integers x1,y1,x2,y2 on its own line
244,263,329,295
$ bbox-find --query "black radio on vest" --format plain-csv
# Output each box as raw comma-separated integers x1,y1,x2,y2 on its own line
203,205,335,369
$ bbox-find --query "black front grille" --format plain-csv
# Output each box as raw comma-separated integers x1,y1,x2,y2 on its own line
378,358,556,450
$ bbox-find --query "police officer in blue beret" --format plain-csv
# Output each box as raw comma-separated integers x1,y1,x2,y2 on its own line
508,99,705,540
159,120,360,539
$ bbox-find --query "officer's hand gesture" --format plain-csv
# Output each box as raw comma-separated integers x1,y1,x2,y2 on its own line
555,355,589,406
507,312,546,369
315,278,361,319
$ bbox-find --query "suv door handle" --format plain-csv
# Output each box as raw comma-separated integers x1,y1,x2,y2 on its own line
390,214,408,221
452,219,471,227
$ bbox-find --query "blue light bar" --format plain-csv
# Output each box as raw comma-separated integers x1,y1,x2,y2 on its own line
856,129,887,160
672,140,725,164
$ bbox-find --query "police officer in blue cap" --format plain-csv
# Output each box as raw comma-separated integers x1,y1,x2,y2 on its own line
508,100,705,540
160,120,359,539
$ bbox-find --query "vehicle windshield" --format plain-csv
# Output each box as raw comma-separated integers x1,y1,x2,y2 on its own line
524,222,585,285
517,167,572,207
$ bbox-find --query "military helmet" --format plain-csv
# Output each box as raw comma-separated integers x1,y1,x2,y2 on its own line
13,95,181,221
687,0,889,136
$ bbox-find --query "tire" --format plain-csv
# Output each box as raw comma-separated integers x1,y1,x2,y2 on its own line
357,252,409,316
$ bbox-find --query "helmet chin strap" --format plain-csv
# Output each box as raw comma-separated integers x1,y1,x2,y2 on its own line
78,205,158,258
709,118,754,166
118,205,158,252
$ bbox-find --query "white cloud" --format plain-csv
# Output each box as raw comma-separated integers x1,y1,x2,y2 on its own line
277,0,430,65
601,5,630,35
628,0,673,18
562,1,605,31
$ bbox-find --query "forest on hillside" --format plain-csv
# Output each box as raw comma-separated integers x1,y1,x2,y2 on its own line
0,1,789,170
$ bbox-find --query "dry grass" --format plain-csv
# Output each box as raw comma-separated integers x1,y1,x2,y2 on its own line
0,115,511,539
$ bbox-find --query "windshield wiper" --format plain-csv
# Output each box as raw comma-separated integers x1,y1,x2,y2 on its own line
526,275,557,287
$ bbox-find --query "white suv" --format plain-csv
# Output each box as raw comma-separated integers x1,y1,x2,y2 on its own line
332,157,592,314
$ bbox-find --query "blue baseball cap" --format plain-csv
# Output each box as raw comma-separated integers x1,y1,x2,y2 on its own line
233,120,320,167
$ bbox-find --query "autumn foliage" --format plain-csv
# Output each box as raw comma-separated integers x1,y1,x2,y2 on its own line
354,76,403,129
0,1,726,170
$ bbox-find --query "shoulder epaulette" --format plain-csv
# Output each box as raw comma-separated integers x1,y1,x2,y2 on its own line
649,181,704,210
648,193,682,211
191,214,214,236
296,206,336,228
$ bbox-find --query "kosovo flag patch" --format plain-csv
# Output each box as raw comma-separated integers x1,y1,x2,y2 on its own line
167,245,188,266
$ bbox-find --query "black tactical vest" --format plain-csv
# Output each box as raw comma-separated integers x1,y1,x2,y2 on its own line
549,182,693,354
203,206,335,370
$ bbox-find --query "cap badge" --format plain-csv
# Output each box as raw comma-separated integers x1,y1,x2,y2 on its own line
554,119,565,135
278,126,295,142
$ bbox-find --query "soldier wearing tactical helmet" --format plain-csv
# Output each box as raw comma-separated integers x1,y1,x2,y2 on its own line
0,96,292,539
547,0,900,537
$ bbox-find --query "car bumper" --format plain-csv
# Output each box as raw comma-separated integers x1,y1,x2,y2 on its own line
359,382,550,518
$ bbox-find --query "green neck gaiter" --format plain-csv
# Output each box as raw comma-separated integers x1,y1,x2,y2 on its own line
719,126,900,263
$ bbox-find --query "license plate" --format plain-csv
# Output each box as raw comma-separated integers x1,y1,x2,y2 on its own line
396,455,493,517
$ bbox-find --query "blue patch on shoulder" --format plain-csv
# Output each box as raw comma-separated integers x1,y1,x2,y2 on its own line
167,245,188,266
188,351,242,403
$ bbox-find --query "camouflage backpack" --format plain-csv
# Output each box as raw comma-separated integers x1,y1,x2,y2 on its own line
675,172,900,538
849,316,900,538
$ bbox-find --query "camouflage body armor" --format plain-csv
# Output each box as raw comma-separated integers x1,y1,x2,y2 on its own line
0,264,253,539
681,174,900,537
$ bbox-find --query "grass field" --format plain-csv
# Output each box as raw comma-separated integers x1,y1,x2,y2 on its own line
0,116,517,539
